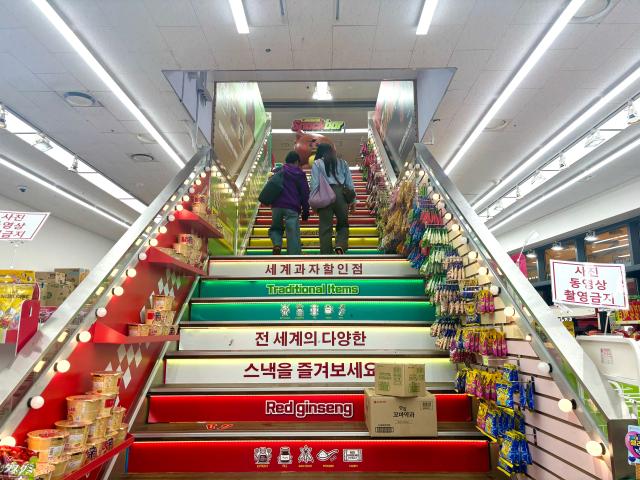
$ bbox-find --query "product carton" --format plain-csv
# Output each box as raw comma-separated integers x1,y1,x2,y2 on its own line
36,271,66,285
54,268,89,288
40,282,74,307
374,363,425,397
364,388,437,437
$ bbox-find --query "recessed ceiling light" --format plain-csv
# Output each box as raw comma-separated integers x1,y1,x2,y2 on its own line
63,91,98,107
484,119,509,131
130,153,156,163
416,0,439,35
136,133,156,144
312,81,333,101
228,0,249,34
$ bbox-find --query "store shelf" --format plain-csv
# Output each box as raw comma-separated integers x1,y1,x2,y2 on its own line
92,322,179,344
175,210,223,238
146,246,206,276
63,435,134,480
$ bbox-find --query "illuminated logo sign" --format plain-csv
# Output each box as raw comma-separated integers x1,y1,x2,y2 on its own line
265,400,354,419
291,118,345,132
266,284,360,295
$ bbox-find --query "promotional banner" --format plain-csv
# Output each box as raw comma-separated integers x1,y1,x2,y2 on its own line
291,118,345,132
373,80,418,175
550,260,629,309
178,326,434,352
0,211,49,241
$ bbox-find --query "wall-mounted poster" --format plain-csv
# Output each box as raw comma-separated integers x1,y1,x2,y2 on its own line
213,82,267,178
373,80,418,175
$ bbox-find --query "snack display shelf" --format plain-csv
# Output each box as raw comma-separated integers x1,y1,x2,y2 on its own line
62,434,134,480
174,210,223,239
475,426,498,443
146,246,206,276
92,321,180,345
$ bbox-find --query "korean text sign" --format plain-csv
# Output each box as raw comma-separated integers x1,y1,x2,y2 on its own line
550,259,628,310
0,211,49,241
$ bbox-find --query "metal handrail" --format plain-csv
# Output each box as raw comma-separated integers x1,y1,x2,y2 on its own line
413,142,627,450
0,147,211,437
367,114,398,187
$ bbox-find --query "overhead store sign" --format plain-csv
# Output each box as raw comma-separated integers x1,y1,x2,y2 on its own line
550,260,629,309
0,211,49,241
209,259,416,278
291,118,345,132
179,326,434,352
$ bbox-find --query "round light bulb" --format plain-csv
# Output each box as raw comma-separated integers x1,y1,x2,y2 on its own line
149,238,158,247
525,334,532,342
29,395,45,410
432,193,441,202
175,204,184,212
0,437,16,447
55,360,71,373
167,214,175,222
112,286,124,297
200,171,207,178
504,306,516,317
182,195,190,202
426,186,434,194
189,187,196,194
585,440,605,457
478,267,489,276
138,252,148,261
195,179,202,186
489,285,500,296
451,224,460,232
77,330,92,343
537,362,552,374
126,268,137,278
189,172,196,179
158,226,168,234
558,398,576,413
443,213,452,221
436,201,445,209
468,251,478,261
96,307,107,318
205,166,211,172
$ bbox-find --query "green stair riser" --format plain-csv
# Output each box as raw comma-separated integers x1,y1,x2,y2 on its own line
249,237,379,248
197,278,425,298
190,300,436,322
251,227,378,237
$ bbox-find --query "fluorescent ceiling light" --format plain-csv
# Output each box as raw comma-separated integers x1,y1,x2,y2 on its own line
591,243,629,254
416,0,439,35
444,0,586,175
5,105,147,214
475,68,640,212
31,0,185,168
593,233,628,245
0,156,129,228
312,81,333,101
228,0,249,34
490,134,640,232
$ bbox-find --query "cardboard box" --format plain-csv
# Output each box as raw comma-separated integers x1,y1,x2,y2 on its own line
40,282,74,307
54,268,89,288
365,388,437,437
36,271,66,285
374,363,425,397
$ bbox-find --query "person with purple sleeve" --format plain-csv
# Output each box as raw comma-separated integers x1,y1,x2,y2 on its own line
269,151,310,255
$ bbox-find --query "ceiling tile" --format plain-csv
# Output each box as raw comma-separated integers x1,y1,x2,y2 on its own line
213,50,257,70
159,27,216,69
287,0,332,50
0,29,66,73
511,0,560,24
464,69,512,105
602,0,640,23
373,25,417,51
562,23,640,71
79,107,127,134
447,49,492,90
432,0,475,25
455,21,509,51
553,23,597,50
292,49,331,69
249,26,293,69
485,23,544,70
144,0,198,27
0,53,49,92
335,0,381,25
377,0,422,26
245,0,286,27
0,4,23,27
370,50,412,68
332,25,376,68
36,73,87,92
410,24,463,67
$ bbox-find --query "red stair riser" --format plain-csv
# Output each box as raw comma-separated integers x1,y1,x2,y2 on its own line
127,439,490,473
147,393,471,424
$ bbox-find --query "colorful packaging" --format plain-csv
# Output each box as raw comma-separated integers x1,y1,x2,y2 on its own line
26,430,68,462
66,395,102,422
90,371,122,395
53,421,89,450
0,446,38,479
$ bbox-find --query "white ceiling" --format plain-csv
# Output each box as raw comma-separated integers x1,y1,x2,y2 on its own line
0,0,639,241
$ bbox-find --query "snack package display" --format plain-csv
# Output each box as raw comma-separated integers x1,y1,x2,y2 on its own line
0,283,35,343
0,446,38,479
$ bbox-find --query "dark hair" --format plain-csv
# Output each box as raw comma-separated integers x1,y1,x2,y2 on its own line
285,151,300,164
316,143,337,178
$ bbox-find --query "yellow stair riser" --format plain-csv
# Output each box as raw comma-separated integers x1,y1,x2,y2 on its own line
248,236,379,248
251,227,378,237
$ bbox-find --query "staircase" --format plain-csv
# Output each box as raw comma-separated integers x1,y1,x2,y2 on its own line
120,183,495,478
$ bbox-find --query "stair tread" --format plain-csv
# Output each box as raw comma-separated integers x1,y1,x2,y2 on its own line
149,383,454,393
119,474,495,479
165,349,446,358
132,421,480,439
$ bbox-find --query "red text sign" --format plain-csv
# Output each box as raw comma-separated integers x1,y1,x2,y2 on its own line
0,211,49,241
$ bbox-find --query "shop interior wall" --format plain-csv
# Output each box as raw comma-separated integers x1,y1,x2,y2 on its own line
496,175,640,253
0,194,115,271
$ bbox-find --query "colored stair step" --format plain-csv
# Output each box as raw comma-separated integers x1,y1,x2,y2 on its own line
126,438,490,474
254,217,376,226
245,248,383,255
189,299,435,322
248,237,379,248
197,278,425,298
251,227,378,238
147,393,472,424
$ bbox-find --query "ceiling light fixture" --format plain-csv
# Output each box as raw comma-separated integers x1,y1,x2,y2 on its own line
489,134,640,232
31,0,185,168
584,129,605,148
63,91,98,107
228,0,249,34
0,104,6,129
0,156,130,228
33,134,52,152
443,0,586,175
416,0,439,35
584,231,598,242
551,242,564,251
312,81,333,101
526,251,537,259
68,156,79,173
474,64,640,212
627,100,640,125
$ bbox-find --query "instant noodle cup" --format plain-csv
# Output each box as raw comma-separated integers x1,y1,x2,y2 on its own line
87,414,109,441
152,295,173,311
87,391,116,416
91,371,122,395
27,430,68,462
33,462,55,480
103,433,116,453
144,309,164,326
85,438,106,461
109,407,126,432
67,394,102,422
54,420,89,450
149,324,163,336
128,323,149,336
47,454,69,479
65,448,86,472
114,424,127,445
